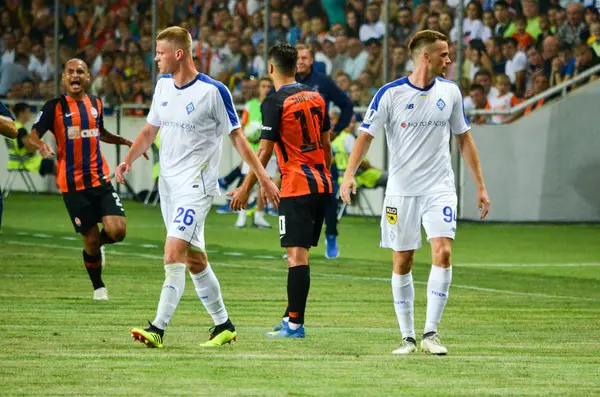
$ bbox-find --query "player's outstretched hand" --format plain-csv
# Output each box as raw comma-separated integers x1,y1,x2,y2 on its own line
260,179,280,210
478,187,491,219
340,176,357,204
227,187,250,211
115,162,131,184
39,143,55,159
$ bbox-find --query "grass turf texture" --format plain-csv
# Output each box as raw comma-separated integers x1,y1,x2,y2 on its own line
1,193,599,396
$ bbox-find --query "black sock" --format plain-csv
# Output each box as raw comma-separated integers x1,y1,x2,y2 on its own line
214,318,235,333
83,249,105,290
99,229,116,246
287,265,310,325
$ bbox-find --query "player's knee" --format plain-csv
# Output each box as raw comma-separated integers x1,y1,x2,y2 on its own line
108,227,126,242
432,244,452,265
186,254,208,274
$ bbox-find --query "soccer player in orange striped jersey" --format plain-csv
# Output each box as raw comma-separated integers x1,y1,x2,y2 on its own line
229,43,332,338
28,58,147,300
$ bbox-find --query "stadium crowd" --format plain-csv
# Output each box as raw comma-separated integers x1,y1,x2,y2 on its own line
0,0,599,123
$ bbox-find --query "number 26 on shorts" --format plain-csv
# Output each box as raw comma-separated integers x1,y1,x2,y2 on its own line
174,207,195,226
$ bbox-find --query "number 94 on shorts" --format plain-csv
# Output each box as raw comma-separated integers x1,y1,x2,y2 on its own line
161,195,214,250
380,192,457,252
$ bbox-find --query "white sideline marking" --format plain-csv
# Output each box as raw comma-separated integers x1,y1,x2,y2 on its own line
61,236,77,241
140,244,158,248
32,233,52,238
254,255,278,260
223,252,243,256
5,240,600,303
16,232,30,236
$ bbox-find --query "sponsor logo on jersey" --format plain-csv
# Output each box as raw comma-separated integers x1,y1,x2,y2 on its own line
401,120,447,128
186,102,195,114
386,206,397,224
436,98,446,111
67,126,100,139
161,121,196,130
261,125,272,131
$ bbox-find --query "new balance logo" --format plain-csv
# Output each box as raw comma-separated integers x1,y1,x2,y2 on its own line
406,104,414,109
431,291,447,297
161,101,168,107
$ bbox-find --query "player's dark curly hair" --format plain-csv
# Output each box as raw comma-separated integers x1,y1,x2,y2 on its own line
268,42,298,76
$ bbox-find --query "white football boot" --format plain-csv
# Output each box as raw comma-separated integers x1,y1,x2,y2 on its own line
421,332,448,355
392,337,418,355
93,287,109,301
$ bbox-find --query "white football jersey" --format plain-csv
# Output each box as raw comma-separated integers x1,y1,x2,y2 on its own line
147,73,240,196
359,76,470,196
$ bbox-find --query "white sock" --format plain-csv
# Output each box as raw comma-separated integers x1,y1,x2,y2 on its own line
152,263,186,330
424,265,452,335
392,272,415,340
190,264,229,326
236,210,247,226
254,210,265,221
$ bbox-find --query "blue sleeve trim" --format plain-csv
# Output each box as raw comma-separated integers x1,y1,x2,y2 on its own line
359,77,406,129
198,74,240,128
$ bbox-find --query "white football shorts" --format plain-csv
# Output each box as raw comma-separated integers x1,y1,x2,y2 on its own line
380,192,458,251
160,194,214,250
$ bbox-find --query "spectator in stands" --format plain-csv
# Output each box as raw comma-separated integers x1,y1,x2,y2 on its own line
0,53,34,97
475,69,500,103
359,3,385,43
439,11,454,37
391,45,412,80
343,37,368,80
572,42,600,84
268,10,287,44
494,0,516,38
349,81,369,107
468,83,492,124
332,34,349,74
526,45,549,88
345,9,361,39
487,36,508,74
364,38,383,86
392,7,416,47
335,72,351,95
490,73,521,124
513,16,536,50
502,37,528,96
523,73,550,115
522,0,542,41
1,31,16,64
28,42,54,82
288,5,306,46
558,3,587,46
451,1,491,44
589,22,600,56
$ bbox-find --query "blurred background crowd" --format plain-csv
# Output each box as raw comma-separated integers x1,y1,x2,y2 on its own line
0,0,599,123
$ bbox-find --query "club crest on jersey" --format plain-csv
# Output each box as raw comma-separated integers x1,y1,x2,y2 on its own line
74,217,82,226
386,207,397,225
186,102,195,114
436,98,446,111
90,107,98,118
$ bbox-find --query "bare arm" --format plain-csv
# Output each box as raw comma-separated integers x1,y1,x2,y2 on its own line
22,135,39,152
343,132,374,179
456,131,490,218
229,128,272,186
100,127,133,146
122,123,158,164
238,138,275,192
28,128,55,158
228,128,280,210
0,115,18,138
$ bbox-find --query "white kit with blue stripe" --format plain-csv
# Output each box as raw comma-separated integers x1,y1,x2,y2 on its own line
147,73,240,197
359,76,470,196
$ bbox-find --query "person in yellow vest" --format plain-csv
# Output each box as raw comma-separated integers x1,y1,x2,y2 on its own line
235,76,275,229
331,112,387,190
6,103,56,177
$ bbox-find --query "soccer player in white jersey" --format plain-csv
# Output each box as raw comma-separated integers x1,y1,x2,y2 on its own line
115,27,279,348
340,30,491,355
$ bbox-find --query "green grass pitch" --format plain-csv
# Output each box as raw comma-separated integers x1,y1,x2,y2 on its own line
1,193,599,396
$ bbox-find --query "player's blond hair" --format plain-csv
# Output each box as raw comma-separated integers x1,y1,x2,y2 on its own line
408,30,448,57
156,26,192,55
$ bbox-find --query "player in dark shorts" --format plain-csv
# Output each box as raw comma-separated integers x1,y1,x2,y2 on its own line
0,100,19,230
28,58,147,300
230,43,332,338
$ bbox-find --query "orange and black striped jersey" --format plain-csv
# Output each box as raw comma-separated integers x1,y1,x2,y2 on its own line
33,94,110,193
260,83,332,198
